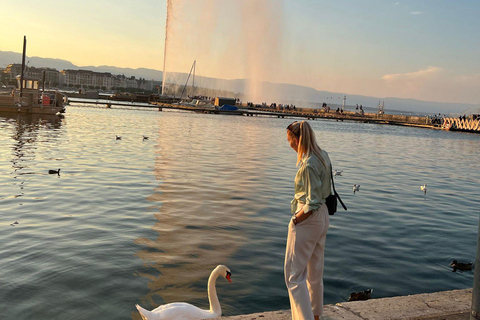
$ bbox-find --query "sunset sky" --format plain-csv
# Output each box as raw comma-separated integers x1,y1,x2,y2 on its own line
1,0,479,104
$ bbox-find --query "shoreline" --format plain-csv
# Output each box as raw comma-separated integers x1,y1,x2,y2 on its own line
222,288,472,319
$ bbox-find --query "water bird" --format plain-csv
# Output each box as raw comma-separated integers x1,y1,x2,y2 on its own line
48,169,60,175
10,221,19,226
116,135,122,140
450,260,473,272
420,184,427,194
349,289,373,301
353,184,360,194
334,170,343,176
136,265,232,320
143,135,149,140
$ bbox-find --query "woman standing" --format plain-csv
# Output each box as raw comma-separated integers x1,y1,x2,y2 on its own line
285,121,332,320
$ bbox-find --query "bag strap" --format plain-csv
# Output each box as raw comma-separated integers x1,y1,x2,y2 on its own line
330,164,347,211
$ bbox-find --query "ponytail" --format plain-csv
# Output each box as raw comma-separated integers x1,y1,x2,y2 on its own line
288,121,326,167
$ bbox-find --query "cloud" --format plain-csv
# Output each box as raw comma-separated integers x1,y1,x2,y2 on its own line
410,11,422,15
394,2,400,5
382,66,442,81
380,66,480,104
381,66,444,101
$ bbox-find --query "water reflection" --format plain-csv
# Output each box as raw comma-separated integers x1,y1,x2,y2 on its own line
134,115,268,310
1,112,63,199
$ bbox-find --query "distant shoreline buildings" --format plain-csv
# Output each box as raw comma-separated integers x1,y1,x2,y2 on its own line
1,63,161,92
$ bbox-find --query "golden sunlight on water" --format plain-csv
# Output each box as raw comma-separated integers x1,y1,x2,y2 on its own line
134,115,271,307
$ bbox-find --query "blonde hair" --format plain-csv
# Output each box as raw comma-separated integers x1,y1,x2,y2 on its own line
287,121,326,167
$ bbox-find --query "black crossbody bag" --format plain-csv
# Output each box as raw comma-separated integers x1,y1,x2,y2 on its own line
325,165,347,215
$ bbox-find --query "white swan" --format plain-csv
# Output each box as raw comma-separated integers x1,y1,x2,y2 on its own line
136,265,232,320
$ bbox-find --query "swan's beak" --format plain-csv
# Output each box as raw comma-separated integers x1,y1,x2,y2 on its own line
226,271,232,283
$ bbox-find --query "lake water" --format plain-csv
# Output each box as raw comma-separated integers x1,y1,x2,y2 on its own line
1,105,479,320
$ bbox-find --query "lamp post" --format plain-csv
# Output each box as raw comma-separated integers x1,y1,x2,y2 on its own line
471,215,480,320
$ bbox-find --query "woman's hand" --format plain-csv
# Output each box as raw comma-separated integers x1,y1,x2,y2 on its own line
292,210,313,225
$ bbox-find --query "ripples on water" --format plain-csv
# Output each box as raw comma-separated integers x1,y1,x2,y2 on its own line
0,106,479,319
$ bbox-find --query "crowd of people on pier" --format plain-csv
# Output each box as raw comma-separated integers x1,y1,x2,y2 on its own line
246,101,353,116
246,102,298,111
431,113,446,125
355,104,365,115
429,113,471,125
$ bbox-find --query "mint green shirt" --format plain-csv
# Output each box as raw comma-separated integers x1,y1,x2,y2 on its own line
291,149,332,214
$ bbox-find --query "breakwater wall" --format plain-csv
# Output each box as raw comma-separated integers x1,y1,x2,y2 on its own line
222,288,472,320
69,98,476,132
252,106,432,127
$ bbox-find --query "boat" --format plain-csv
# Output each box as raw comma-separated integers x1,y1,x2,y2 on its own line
0,36,67,115
0,77,67,115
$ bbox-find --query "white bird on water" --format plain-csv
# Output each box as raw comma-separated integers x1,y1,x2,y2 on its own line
421,184,427,194
353,184,360,194
334,170,343,176
136,265,232,320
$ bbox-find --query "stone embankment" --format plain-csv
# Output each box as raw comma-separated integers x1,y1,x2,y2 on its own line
222,288,472,320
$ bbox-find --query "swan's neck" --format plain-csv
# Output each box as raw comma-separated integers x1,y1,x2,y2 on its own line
207,270,221,316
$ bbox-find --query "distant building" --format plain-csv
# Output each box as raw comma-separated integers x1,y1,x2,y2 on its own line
3,62,161,92
3,63,22,80
0,67,8,87
114,74,127,90
140,79,161,91
61,69,116,89
3,64,61,87
4,64,24,80
126,76,138,89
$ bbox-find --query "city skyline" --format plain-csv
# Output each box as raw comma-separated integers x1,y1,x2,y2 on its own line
2,0,479,108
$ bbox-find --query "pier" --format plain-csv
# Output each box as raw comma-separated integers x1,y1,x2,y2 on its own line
67,97,479,133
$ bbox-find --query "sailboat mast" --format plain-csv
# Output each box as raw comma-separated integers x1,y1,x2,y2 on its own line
20,36,26,97
179,60,197,100
193,60,195,89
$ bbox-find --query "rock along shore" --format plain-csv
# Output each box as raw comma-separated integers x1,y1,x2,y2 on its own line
222,288,472,320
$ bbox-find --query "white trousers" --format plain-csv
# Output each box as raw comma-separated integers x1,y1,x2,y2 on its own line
284,203,329,320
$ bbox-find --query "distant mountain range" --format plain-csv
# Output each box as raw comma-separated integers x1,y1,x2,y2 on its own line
1,50,476,115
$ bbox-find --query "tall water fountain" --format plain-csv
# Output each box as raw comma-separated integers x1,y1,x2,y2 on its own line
161,0,285,103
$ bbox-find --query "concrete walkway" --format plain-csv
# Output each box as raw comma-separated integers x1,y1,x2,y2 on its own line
222,288,472,320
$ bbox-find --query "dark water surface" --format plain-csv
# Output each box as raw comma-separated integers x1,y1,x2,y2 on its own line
1,106,479,319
